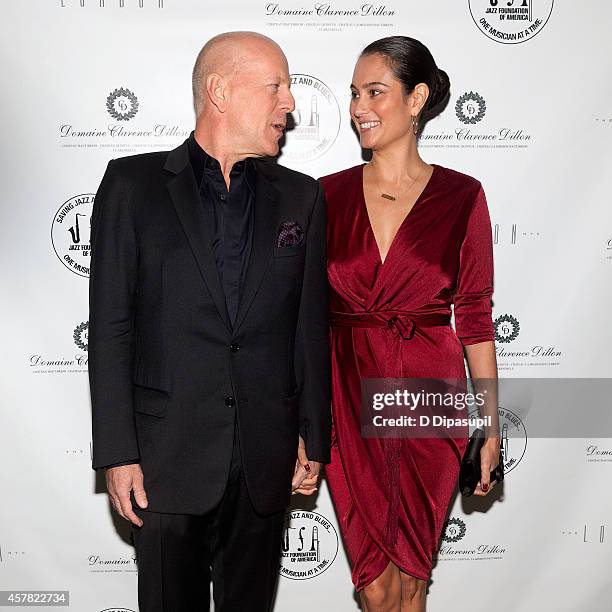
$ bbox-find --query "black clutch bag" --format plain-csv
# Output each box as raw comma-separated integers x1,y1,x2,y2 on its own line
459,428,504,497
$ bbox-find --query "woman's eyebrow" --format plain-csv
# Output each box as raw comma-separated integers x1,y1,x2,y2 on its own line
350,81,389,89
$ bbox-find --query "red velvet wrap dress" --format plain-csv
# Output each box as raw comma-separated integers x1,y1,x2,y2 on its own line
320,163,495,590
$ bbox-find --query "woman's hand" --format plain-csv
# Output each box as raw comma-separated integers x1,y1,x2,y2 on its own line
473,435,501,496
291,435,321,496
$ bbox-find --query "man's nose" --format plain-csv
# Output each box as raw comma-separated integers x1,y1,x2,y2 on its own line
281,88,296,114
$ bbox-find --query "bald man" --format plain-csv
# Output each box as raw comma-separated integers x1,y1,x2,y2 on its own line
88,32,331,611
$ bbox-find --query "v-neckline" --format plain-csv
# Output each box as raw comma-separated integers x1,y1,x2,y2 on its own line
360,162,437,266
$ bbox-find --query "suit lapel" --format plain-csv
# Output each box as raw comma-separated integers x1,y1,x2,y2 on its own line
164,142,232,332
233,163,279,334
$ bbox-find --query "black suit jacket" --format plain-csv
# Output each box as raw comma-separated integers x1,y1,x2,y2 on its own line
88,139,331,516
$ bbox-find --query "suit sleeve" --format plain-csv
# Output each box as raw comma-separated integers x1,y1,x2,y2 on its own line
101,458,140,470
453,185,495,346
294,181,332,464
88,159,140,470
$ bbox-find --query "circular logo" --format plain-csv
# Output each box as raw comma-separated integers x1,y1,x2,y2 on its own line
280,510,339,580
494,314,520,343
74,321,89,351
106,87,139,121
468,0,554,45
282,74,341,162
497,406,527,473
51,194,94,277
455,91,486,124
442,517,466,543
468,405,527,474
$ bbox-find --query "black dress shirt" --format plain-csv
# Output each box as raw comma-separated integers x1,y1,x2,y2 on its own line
102,133,256,470
187,131,256,325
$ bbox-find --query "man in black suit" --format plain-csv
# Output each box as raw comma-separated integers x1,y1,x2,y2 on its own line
88,31,330,611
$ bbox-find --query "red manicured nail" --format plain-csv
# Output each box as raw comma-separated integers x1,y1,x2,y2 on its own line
482,483,489,492
304,463,311,472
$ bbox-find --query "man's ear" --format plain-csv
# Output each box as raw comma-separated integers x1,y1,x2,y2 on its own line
206,73,228,113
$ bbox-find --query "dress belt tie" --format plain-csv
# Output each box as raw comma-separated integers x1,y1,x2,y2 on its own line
330,310,450,339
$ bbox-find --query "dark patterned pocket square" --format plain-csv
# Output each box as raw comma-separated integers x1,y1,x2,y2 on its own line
277,220,304,247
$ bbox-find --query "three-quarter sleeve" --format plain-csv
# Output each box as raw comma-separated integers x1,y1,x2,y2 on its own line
453,185,495,346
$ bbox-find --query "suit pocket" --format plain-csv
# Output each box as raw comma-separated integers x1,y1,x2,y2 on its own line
273,244,306,258
132,373,169,418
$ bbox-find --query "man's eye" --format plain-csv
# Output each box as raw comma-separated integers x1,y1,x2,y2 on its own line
350,91,359,99
369,89,382,97
270,84,280,90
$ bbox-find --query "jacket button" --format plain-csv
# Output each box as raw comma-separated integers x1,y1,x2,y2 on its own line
229,343,240,353
225,396,235,407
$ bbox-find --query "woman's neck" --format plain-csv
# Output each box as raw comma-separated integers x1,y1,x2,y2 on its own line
369,141,428,187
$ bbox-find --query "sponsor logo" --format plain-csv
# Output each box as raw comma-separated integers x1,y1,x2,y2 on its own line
494,314,520,344
89,554,137,573
437,516,508,561
0,544,28,563
467,406,527,473
106,88,139,121
494,312,563,372
74,322,89,351
51,194,94,277
441,517,466,543
493,223,542,245
498,407,527,473
283,74,341,163
468,0,554,45
58,88,189,153
455,91,486,124
421,90,532,149
28,321,88,375
264,3,397,32
280,510,338,580
586,444,612,463
561,524,607,544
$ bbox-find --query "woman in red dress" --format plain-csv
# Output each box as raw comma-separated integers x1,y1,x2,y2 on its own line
318,37,501,611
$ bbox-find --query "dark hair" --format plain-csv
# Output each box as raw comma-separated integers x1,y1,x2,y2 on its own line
361,36,450,125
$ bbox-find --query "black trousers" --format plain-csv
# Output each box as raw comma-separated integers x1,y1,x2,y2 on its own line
131,421,286,611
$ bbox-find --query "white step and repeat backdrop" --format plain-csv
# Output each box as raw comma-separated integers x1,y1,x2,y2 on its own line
1,1,612,611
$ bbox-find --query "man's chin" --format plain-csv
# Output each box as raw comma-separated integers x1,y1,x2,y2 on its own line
246,141,280,159
265,143,281,158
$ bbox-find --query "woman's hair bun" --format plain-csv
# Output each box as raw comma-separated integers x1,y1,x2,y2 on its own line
427,68,450,112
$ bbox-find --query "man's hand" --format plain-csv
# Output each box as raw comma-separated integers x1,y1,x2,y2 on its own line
291,435,321,496
105,463,148,526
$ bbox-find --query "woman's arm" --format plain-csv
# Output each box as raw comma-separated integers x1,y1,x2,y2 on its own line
465,340,501,495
